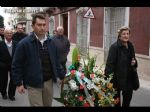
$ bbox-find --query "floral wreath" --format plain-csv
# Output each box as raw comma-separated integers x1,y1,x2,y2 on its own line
54,47,119,107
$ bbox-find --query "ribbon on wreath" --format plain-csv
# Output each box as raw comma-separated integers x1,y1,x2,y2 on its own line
66,71,113,106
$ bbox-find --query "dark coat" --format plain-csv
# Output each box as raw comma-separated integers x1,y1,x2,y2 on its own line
52,35,70,63
105,39,138,91
12,32,65,88
0,40,17,71
0,40,17,93
0,34,4,40
12,32,27,43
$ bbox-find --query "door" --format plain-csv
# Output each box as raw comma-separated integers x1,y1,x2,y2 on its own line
62,14,68,37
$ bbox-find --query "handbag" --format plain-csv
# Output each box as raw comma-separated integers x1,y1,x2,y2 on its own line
132,68,140,90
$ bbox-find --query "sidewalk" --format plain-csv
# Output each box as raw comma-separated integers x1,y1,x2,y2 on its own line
139,78,150,90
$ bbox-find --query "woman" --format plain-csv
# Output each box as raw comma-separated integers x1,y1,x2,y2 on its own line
104,26,139,107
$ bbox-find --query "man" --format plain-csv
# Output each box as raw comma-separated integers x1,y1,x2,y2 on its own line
0,26,5,41
53,26,70,74
12,23,27,43
12,14,65,106
53,30,57,36
0,28,17,101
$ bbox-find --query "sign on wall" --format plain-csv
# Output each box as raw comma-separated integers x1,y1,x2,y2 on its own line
84,8,95,19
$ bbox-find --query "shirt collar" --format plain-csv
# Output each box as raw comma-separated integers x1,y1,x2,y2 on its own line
34,33,47,45
5,39,12,47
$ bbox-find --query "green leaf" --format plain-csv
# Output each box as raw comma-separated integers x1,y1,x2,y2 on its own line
72,47,80,70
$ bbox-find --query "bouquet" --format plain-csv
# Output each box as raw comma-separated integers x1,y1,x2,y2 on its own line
54,47,119,107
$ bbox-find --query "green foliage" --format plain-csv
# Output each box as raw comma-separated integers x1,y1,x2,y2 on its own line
88,56,96,74
81,54,97,77
72,47,80,70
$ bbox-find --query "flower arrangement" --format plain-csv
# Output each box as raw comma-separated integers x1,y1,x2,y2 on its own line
54,47,119,107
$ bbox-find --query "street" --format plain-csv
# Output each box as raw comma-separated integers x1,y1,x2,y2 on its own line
131,87,150,107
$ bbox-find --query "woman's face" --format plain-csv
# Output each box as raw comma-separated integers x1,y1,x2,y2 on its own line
119,30,130,43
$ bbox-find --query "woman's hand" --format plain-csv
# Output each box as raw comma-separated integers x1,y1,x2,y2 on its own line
131,58,136,66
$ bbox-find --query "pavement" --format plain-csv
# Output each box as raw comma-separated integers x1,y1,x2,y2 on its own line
139,78,150,90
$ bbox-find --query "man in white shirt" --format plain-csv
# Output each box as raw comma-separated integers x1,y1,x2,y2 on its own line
0,28,17,101
12,14,65,106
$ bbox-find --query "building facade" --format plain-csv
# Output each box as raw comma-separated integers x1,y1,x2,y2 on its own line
45,7,150,80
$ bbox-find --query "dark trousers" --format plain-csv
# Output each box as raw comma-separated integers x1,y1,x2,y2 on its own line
114,89,133,107
0,71,16,97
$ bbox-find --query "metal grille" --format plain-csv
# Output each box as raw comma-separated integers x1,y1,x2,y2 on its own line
77,13,88,56
104,7,126,61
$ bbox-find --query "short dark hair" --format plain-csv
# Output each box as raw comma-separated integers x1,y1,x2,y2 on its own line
32,14,46,25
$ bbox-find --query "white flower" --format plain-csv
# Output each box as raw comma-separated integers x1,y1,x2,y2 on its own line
84,59,88,66
92,77,100,83
100,78,107,85
68,80,78,91
87,84,93,90
80,58,84,67
96,70,101,74
93,66,99,73
86,82,94,90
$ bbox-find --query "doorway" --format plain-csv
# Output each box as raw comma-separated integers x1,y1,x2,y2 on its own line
62,13,68,37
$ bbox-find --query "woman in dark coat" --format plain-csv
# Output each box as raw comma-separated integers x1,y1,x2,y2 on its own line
104,26,139,107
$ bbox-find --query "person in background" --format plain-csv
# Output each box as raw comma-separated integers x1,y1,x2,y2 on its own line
104,26,139,107
46,31,50,36
12,14,65,106
0,28,17,101
52,26,70,74
0,26,5,41
12,23,27,43
53,30,57,36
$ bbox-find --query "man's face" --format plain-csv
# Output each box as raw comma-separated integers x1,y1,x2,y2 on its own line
57,28,64,35
4,30,13,40
17,24,24,33
0,28,5,35
32,18,46,37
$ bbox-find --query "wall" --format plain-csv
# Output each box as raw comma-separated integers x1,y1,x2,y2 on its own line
90,7,104,48
129,7,150,81
129,7,150,56
69,10,77,43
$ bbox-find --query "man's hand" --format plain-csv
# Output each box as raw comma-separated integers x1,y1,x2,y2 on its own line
57,78,63,88
17,85,26,94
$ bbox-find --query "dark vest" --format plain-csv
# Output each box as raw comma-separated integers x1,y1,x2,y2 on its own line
38,40,53,81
